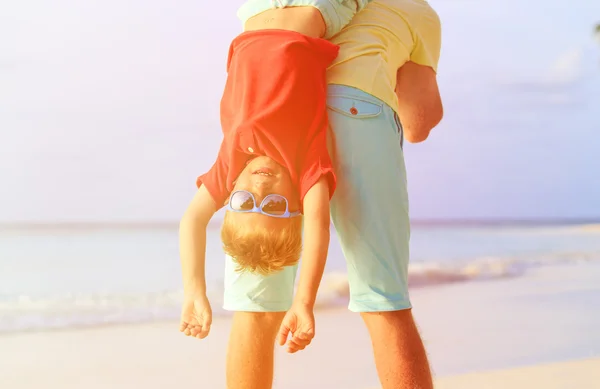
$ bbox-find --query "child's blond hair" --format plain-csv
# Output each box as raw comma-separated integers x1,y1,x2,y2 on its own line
221,212,302,275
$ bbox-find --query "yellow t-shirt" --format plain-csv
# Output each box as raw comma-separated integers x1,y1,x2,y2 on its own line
327,0,442,113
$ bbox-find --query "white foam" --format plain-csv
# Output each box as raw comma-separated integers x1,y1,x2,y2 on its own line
1,251,598,333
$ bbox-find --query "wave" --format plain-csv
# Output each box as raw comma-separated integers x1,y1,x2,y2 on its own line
1,251,598,334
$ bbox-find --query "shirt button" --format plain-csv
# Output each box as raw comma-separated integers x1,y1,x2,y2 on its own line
247,147,254,153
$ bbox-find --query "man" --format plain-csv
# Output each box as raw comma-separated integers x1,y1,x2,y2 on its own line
203,1,443,388
322,0,443,387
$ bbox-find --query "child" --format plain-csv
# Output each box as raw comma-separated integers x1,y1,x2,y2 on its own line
179,0,371,350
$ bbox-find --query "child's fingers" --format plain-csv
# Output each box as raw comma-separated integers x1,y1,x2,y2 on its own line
291,334,311,344
196,315,211,339
294,328,315,341
287,329,314,353
197,323,211,339
186,323,210,339
190,325,202,337
291,328,314,343
277,323,291,346
179,321,188,332
202,314,212,329
286,339,307,353
290,335,312,348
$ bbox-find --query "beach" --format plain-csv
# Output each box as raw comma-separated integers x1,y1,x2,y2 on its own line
3,0,600,386
2,260,599,389
436,358,600,389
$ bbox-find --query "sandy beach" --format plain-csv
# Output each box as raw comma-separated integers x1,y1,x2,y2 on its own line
1,261,599,388
3,0,600,386
436,358,600,389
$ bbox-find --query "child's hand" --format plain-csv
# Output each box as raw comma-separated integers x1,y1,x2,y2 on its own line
179,293,212,339
277,302,315,353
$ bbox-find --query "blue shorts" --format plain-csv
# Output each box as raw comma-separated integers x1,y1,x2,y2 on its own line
237,0,371,39
223,84,411,313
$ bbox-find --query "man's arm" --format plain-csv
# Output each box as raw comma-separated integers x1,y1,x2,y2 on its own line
179,184,218,296
395,61,443,143
293,177,331,308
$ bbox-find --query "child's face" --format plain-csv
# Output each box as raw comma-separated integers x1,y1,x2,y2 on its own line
233,156,300,209
228,156,300,228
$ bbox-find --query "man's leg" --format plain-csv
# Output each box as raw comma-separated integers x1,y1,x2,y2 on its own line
327,84,433,388
223,255,297,389
226,312,285,389
361,310,433,389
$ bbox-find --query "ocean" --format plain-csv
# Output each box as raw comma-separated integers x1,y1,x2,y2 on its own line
1,0,600,337
1,223,599,333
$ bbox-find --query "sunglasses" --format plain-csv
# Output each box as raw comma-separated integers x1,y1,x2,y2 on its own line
227,190,301,218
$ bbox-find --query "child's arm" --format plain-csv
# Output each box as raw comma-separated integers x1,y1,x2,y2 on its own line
277,176,331,353
180,184,217,294
179,184,217,339
294,176,331,307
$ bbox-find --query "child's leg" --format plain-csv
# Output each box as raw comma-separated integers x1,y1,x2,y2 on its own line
223,255,297,388
238,0,371,38
243,6,326,38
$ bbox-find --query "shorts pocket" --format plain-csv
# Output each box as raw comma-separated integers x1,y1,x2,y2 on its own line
327,95,383,119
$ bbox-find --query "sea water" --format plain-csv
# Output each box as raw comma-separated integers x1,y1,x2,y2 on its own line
1,223,599,333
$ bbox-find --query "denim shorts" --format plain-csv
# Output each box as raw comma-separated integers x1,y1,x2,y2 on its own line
222,84,411,313
237,0,372,39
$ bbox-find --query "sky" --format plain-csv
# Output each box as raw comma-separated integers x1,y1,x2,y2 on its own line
1,0,600,223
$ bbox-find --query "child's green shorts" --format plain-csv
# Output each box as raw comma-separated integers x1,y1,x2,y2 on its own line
237,0,372,39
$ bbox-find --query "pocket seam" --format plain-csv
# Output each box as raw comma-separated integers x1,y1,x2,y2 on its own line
394,112,404,148
327,94,383,119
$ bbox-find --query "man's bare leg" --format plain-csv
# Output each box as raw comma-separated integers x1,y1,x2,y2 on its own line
226,312,285,389
361,309,433,389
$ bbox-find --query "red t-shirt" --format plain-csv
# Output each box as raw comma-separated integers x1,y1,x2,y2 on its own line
197,30,339,209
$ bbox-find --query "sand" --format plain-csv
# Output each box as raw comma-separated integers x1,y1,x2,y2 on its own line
436,358,600,389
1,262,599,388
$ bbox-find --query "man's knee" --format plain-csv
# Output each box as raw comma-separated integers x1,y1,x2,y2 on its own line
361,309,420,336
361,308,414,321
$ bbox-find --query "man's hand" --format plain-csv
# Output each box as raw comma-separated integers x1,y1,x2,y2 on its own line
179,293,212,339
277,302,315,353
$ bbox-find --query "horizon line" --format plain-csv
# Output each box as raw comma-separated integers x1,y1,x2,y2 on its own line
1,218,600,231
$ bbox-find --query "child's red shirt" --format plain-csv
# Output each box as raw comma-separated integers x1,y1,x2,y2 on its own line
197,30,339,209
